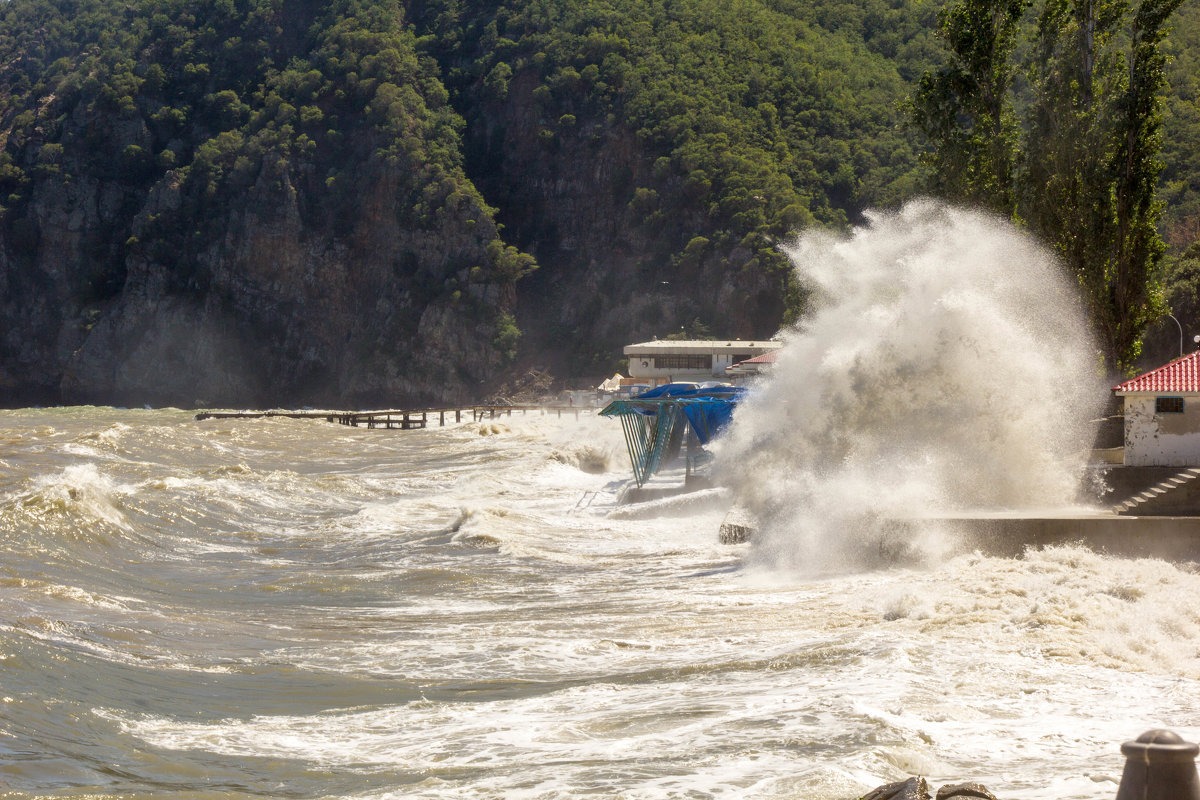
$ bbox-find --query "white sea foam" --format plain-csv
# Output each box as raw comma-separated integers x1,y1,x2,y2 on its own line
2,462,134,534
7,404,1200,800
716,200,1105,572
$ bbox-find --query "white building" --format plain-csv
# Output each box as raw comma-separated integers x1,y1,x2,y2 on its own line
624,339,783,385
1113,351,1200,466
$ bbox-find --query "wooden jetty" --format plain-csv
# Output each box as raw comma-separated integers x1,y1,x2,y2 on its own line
194,405,591,428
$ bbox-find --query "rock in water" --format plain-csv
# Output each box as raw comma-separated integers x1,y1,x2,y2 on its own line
718,505,758,544
936,783,998,800
860,778,1000,800
862,777,931,800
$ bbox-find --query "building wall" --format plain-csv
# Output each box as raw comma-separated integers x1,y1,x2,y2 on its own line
626,360,717,382
1123,394,1200,466
625,343,775,381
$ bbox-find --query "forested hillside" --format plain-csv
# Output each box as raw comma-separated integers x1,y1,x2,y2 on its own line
0,0,528,406
0,0,1196,405
407,0,939,372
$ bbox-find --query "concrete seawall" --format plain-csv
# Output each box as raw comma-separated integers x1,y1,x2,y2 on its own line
909,513,1200,562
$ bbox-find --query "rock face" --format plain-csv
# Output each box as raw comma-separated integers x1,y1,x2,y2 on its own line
0,0,521,408
462,71,792,376
2,0,877,407
1,147,511,408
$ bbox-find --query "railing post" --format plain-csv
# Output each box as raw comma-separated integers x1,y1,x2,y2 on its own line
1116,730,1200,800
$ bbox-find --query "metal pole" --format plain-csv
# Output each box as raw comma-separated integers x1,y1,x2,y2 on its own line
1168,313,1184,357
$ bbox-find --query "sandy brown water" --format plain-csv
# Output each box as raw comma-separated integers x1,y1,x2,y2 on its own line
1,406,1199,799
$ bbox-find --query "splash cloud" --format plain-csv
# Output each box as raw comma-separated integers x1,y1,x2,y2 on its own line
715,200,1105,570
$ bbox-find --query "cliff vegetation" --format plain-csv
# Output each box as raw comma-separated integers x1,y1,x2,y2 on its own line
0,0,1197,404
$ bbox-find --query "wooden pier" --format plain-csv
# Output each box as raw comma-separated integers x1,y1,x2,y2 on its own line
194,405,591,428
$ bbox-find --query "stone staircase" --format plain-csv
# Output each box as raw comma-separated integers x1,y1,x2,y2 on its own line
1113,468,1200,515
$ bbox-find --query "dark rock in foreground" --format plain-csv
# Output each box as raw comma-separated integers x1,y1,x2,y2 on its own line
862,777,998,800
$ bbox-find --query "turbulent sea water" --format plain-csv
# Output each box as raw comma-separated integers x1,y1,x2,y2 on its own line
5,203,1200,799
2,405,1200,800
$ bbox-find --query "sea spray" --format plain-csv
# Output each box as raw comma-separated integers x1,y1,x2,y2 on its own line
713,200,1106,571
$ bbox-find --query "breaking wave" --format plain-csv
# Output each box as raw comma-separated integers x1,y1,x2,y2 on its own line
716,200,1105,571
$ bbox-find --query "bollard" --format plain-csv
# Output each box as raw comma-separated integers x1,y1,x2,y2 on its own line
1116,730,1200,800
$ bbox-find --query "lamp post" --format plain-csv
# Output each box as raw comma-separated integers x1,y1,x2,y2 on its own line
1168,313,1183,357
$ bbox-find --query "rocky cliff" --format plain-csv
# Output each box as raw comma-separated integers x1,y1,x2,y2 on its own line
4,0,1200,406
0,0,527,407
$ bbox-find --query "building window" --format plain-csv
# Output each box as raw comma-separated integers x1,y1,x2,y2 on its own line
653,354,712,370
1156,396,1185,414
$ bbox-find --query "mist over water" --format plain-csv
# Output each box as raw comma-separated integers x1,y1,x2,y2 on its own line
716,200,1106,571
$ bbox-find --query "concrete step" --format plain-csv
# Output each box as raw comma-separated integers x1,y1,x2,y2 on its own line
1115,468,1200,515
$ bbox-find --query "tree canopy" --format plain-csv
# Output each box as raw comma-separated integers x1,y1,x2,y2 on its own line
912,0,1186,372
1,0,1199,401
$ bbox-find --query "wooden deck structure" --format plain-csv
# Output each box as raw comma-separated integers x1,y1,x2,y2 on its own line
194,405,591,428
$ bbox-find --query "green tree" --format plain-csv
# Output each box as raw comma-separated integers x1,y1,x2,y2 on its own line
1024,0,1182,371
910,0,1028,214
914,0,1184,372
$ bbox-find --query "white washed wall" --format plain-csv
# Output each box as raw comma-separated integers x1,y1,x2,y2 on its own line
1123,394,1200,466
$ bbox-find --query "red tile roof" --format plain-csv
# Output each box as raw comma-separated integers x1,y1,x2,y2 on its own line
1114,350,1200,393
738,352,779,364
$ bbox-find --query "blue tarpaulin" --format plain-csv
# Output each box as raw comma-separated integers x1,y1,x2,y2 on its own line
599,385,746,485
678,399,738,445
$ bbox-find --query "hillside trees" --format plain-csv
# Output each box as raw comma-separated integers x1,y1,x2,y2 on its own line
0,0,534,405
4,0,1198,402
1158,1,1200,251
912,0,1184,372
408,0,932,371
1026,0,1182,371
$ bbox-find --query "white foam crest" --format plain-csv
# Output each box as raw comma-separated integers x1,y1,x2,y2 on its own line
99,677,880,792
717,201,1105,572
73,422,134,448
2,463,134,534
547,442,620,474
833,546,1200,682
101,649,1197,800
